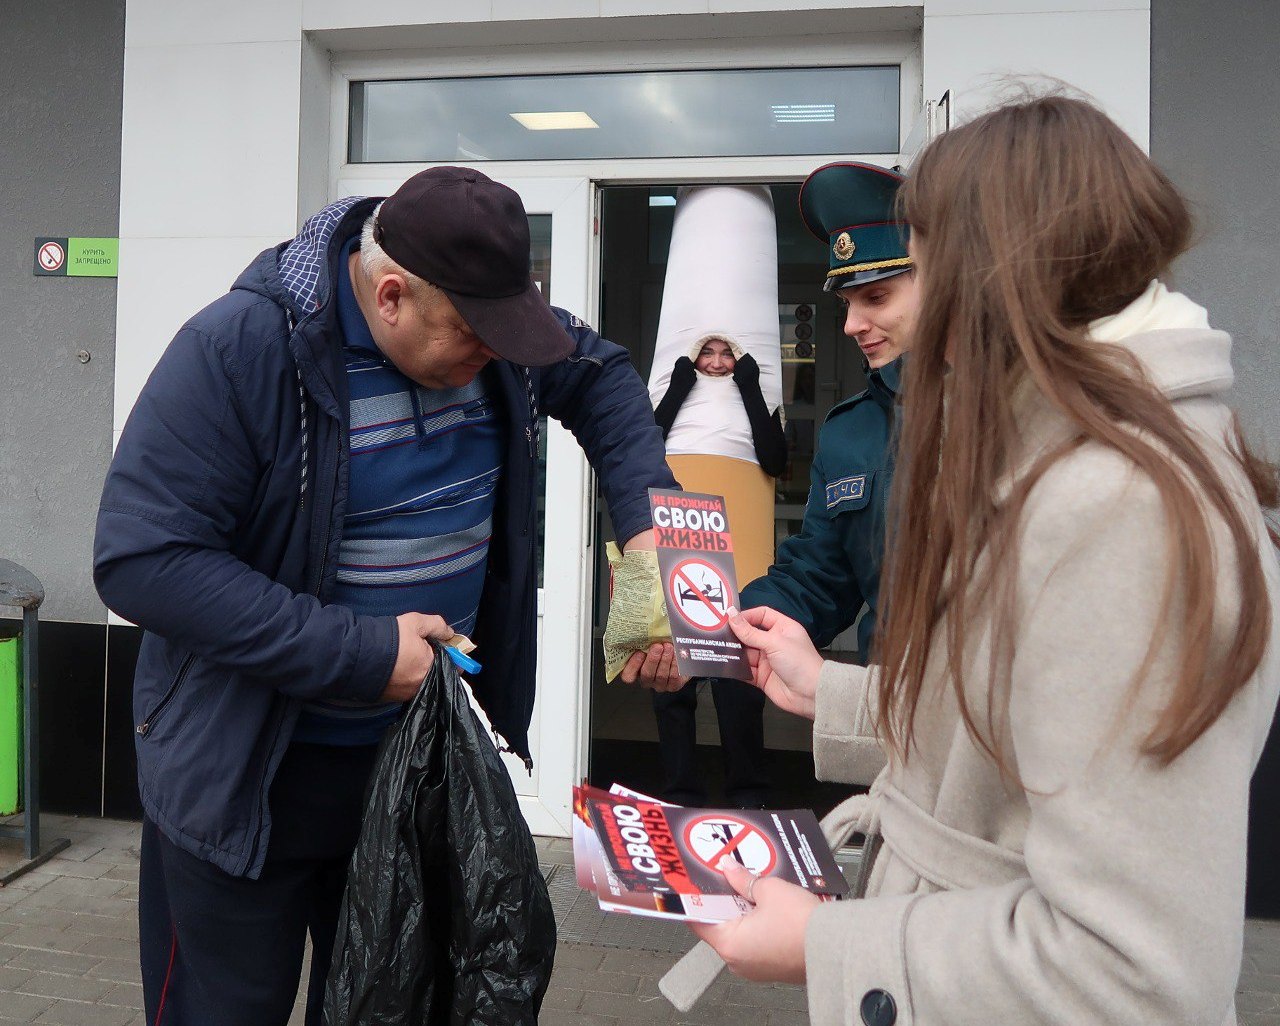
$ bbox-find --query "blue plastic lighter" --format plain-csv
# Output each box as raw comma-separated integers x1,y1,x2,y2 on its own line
443,645,482,674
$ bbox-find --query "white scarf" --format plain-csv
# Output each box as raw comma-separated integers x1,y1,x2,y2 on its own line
1087,279,1210,342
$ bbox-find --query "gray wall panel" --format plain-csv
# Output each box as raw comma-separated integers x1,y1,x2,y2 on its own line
1152,0,1279,451
0,0,124,622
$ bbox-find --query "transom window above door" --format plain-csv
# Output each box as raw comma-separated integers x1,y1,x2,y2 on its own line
348,66,900,163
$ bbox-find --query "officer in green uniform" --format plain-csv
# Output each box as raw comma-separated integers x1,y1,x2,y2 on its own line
739,162,917,664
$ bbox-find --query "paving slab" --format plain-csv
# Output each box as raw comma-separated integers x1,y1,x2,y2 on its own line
0,990,56,1022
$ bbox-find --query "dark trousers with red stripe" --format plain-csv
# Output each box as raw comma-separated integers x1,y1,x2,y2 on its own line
138,742,380,1026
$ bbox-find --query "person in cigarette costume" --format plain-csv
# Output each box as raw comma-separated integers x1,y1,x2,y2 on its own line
647,185,787,809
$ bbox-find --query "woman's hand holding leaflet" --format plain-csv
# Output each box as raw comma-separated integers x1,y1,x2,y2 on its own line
689,855,819,984
727,606,823,721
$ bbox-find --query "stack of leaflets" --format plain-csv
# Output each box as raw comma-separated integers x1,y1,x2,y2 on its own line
572,783,849,924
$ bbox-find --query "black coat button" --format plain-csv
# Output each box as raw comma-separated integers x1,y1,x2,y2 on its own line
860,988,897,1026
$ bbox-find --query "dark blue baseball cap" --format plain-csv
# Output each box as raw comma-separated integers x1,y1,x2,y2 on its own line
374,166,574,366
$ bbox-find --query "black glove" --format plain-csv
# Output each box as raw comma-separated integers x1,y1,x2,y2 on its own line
670,356,697,390
732,352,760,386
732,354,787,476
654,357,698,437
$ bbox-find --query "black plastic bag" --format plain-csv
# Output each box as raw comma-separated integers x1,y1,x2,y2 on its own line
324,647,556,1025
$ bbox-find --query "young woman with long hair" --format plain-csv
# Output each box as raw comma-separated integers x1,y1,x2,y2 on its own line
684,95,1280,1025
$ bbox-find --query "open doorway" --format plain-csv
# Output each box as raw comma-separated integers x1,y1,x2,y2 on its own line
586,182,869,815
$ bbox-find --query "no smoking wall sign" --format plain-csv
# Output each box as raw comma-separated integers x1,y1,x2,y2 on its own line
37,240,65,272
649,488,751,681
33,237,119,277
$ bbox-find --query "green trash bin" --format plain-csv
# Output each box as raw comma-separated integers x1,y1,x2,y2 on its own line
0,558,71,871
0,624,21,816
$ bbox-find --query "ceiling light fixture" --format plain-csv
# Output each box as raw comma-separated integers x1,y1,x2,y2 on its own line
510,111,599,131
772,103,836,124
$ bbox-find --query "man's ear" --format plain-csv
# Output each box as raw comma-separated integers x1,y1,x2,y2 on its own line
373,274,409,326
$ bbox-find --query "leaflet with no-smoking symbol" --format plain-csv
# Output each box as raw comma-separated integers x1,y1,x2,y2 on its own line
649,488,751,681
583,788,848,902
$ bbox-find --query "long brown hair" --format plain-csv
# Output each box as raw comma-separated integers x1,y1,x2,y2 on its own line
877,95,1278,770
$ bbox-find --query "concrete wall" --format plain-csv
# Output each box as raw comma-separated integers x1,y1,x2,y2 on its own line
115,2,307,448
1152,0,1280,920
1152,0,1279,450
922,0,1150,152
0,0,124,623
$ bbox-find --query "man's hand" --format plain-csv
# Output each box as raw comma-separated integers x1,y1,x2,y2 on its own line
614,527,686,685
382,613,455,702
727,606,823,720
621,529,655,553
618,530,687,692
689,856,819,984
619,644,685,693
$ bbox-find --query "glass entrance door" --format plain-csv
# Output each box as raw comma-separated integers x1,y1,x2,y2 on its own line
588,182,862,816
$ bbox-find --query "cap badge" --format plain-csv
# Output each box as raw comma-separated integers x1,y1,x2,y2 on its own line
833,232,855,261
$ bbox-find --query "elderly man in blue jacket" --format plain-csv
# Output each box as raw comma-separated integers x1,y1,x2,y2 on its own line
94,167,678,1026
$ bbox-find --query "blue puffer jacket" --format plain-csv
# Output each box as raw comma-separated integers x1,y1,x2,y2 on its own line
94,196,676,878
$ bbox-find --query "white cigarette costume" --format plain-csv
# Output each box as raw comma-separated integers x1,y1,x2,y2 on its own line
648,185,783,584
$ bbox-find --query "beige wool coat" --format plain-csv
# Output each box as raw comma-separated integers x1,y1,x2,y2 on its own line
804,321,1280,1026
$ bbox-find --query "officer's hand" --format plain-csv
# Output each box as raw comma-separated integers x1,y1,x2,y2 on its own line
732,352,760,386
620,644,687,693
726,606,822,720
382,613,455,702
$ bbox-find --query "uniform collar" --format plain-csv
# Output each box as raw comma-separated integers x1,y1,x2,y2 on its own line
872,357,903,397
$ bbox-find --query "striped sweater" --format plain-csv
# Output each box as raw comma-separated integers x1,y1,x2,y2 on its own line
292,237,503,745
